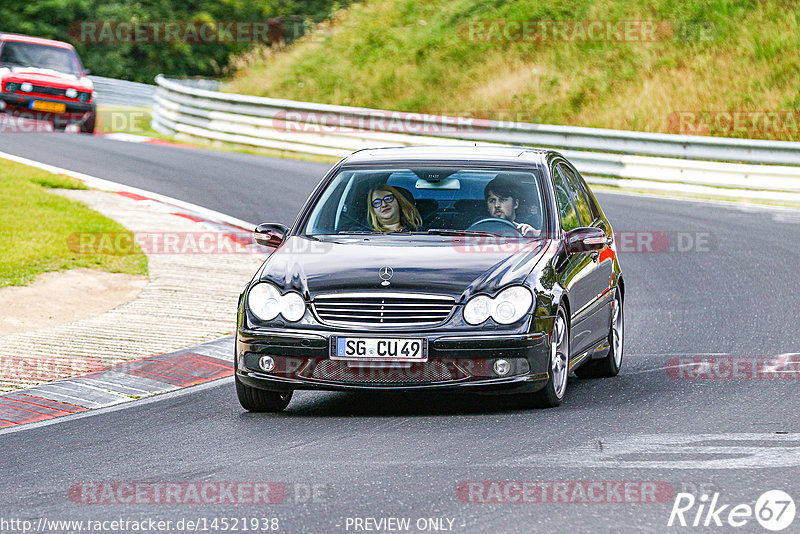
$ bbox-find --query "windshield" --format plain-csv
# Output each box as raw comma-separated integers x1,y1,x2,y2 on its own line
0,41,82,75
302,166,546,237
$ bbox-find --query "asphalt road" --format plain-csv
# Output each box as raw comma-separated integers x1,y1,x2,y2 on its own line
1,134,799,533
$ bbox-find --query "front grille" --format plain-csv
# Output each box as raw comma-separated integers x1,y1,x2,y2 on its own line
31,85,67,97
311,360,463,383
313,292,455,327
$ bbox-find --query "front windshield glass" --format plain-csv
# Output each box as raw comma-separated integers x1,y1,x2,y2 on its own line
302,166,546,238
0,41,82,75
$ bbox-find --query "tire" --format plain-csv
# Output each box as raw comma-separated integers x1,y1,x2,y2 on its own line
235,374,292,412
575,291,624,379
80,107,96,134
522,306,569,408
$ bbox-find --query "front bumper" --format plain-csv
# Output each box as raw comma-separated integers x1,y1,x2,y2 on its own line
0,93,93,125
236,328,552,394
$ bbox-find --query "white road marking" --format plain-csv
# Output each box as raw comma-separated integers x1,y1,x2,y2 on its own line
513,433,800,470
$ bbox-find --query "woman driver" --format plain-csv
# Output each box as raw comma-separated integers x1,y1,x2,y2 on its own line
367,185,422,232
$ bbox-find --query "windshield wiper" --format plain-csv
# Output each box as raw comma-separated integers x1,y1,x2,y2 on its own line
421,229,504,237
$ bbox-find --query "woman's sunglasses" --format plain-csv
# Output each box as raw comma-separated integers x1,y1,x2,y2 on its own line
371,194,395,208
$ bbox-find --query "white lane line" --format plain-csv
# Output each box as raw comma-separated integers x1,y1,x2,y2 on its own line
0,150,258,230
537,433,800,470
101,133,154,143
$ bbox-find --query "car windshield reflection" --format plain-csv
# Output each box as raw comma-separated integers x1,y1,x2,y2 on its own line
0,41,82,75
302,167,546,238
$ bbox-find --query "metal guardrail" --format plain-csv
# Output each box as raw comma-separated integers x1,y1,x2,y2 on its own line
90,75,156,107
152,75,800,203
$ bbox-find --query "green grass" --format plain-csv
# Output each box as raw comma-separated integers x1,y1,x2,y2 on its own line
224,0,799,141
0,161,148,288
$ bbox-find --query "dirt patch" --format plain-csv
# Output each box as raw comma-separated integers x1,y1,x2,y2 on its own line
0,269,148,336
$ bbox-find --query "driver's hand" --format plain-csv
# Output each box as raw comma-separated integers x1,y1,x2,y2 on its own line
515,222,538,237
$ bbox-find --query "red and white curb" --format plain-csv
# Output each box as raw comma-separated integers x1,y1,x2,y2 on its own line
95,132,193,148
0,336,233,429
0,152,267,425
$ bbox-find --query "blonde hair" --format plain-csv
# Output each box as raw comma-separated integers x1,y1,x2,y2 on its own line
367,184,422,232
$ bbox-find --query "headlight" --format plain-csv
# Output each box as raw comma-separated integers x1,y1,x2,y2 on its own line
247,282,306,322
492,286,533,324
78,92,90,103
65,88,78,98
463,295,492,325
281,291,306,322
463,286,533,325
20,82,33,92
5,82,18,93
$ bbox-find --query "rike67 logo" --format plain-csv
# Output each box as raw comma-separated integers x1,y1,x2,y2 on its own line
668,490,796,531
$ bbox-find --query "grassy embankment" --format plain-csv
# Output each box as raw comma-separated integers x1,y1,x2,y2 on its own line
224,0,799,141
0,161,147,288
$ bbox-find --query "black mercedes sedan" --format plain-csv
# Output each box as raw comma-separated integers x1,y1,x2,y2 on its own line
235,146,624,411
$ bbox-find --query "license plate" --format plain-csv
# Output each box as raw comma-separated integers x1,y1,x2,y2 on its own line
332,337,426,361
30,101,66,113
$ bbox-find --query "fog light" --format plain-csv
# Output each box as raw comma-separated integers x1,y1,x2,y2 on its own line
258,355,275,372
493,359,511,376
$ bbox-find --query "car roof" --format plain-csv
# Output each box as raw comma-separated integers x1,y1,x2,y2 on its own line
342,145,551,165
0,33,75,50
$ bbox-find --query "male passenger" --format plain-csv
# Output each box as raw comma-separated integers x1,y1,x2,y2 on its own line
484,175,538,237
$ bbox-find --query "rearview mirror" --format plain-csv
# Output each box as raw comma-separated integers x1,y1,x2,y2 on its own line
565,227,607,253
254,223,289,247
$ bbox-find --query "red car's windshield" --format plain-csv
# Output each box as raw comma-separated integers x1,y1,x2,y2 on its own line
0,41,82,76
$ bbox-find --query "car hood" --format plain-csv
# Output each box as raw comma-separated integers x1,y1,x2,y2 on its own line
258,235,548,302
0,67,92,90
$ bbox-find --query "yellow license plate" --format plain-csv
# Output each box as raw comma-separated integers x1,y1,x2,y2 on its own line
30,101,66,113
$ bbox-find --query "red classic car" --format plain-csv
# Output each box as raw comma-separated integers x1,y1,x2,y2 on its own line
0,33,95,133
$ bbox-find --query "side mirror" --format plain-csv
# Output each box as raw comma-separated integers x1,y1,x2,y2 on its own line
254,223,289,247
566,227,607,253
83,69,91,76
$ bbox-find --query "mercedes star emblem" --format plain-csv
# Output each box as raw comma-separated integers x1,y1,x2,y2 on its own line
379,266,393,286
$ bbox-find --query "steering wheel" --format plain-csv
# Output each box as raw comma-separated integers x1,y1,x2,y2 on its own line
465,217,521,234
